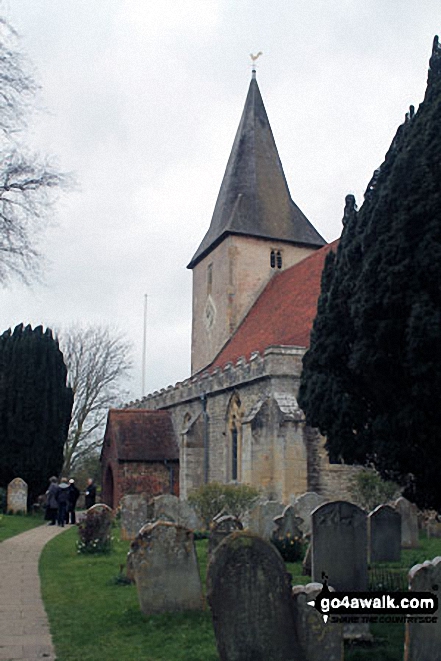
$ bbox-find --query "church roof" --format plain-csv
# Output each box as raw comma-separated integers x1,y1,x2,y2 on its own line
187,76,326,269
208,240,338,370
104,409,179,462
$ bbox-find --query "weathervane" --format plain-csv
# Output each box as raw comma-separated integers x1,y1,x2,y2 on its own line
250,51,263,78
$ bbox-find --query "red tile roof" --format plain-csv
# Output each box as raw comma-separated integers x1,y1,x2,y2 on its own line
209,241,338,371
105,409,179,462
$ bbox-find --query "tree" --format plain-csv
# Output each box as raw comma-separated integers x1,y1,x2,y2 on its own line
299,36,441,511
0,17,67,284
0,323,73,502
59,325,132,475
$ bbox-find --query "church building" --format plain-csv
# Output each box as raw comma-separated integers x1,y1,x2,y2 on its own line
101,70,355,507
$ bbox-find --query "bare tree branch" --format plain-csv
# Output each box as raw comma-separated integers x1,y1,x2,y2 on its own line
58,325,133,474
0,16,70,284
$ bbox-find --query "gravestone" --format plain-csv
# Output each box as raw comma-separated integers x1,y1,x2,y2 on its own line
404,557,441,661
208,515,243,555
152,494,202,530
312,501,368,592
7,478,27,514
302,538,312,576
153,493,180,523
292,583,343,661
395,497,419,548
78,503,113,551
368,504,401,562
273,505,303,541
245,500,285,539
128,521,203,616
292,492,327,535
207,531,302,661
120,494,153,541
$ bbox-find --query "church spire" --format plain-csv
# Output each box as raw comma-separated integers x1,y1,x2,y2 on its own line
188,73,325,269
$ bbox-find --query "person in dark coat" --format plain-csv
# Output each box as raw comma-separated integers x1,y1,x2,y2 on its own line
46,476,59,525
56,477,70,527
85,478,96,509
67,478,80,524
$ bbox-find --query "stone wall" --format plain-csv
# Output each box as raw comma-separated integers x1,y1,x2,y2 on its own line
126,345,360,503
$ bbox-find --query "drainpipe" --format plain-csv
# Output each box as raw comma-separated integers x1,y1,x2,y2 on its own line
201,394,209,483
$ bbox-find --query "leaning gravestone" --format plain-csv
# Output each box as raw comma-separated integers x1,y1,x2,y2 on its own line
208,515,243,555
368,504,401,562
207,531,302,661
404,557,441,661
273,505,304,541
120,494,153,541
245,501,285,540
395,497,419,548
292,492,327,535
128,521,203,616
292,583,343,661
7,478,28,514
312,501,368,592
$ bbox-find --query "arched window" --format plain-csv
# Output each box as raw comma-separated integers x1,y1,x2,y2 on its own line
227,393,243,482
276,250,282,269
270,250,276,268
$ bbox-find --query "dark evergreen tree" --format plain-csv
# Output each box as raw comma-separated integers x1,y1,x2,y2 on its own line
299,36,441,510
0,324,73,503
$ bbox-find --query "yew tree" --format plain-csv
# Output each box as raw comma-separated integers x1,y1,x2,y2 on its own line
299,37,441,511
0,324,73,502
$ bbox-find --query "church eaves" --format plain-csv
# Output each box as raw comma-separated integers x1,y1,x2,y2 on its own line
187,76,326,269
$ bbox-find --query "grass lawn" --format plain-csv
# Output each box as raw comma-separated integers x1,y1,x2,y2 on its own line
40,531,219,661
40,529,441,661
0,512,44,542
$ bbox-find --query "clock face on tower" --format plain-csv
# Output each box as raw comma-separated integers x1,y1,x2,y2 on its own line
204,296,216,331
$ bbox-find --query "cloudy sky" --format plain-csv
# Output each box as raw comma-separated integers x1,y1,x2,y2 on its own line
1,0,439,400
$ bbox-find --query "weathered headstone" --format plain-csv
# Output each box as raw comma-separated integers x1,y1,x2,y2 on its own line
312,501,368,592
153,493,180,523
292,492,327,535
128,521,203,616
207,531,302,661
292,583,343,661
245,500,285,539
120,494,153,541
208,515,243,555
178,499,203,530
273,505,303,541
395,497,419,548
404,557,441,661
368,504,401,563
7,478,27,514
152,494,203,530
78,503,113,551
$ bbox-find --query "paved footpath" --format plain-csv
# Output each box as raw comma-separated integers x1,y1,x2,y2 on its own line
0,524,67,661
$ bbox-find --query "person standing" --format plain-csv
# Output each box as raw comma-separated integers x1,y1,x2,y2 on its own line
56,477,70,527
67,478,80,524
46,476,59,525
85,478,96,509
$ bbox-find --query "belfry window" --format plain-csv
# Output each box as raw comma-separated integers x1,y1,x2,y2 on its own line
270,250,282,269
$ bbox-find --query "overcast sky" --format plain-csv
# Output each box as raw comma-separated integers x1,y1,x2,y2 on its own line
1,0,440,400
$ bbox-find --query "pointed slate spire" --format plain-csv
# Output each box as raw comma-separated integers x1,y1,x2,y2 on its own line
188,76,325,269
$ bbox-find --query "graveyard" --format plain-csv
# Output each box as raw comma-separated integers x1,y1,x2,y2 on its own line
20,494,439,661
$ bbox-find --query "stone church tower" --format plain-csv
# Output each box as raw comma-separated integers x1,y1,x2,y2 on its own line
188,71,325,374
